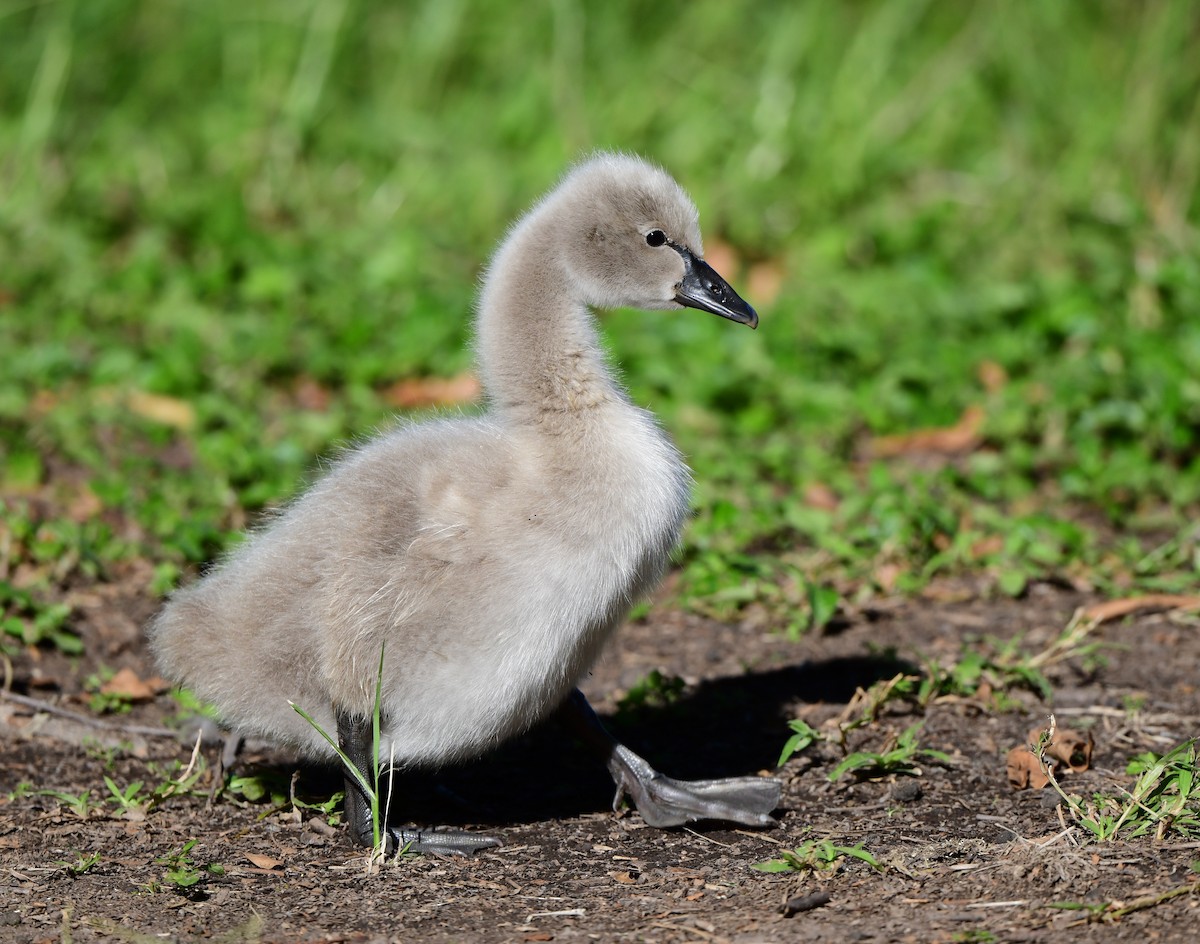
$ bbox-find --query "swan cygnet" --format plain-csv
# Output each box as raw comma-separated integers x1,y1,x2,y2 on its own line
150,153,781,854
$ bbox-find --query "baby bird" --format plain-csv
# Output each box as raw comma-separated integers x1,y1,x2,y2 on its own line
150,153,781,853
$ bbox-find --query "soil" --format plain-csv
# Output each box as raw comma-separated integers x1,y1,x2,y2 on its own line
2,577,1199,943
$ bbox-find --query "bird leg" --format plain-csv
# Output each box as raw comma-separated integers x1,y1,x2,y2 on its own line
559,689,781,828
335,710,501,856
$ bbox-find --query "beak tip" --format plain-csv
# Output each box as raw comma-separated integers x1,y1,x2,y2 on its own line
672,247,759,329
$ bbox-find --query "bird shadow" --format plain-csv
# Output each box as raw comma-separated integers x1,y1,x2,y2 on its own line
285,651,915,830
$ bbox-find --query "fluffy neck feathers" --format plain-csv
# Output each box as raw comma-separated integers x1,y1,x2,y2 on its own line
475,211,623,426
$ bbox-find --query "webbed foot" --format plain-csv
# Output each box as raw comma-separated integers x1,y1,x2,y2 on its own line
608,742,781,827
560,689,781,829
387,826,502,856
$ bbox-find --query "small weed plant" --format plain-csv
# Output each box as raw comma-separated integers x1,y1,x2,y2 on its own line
82,740,122,771
778,612,1116,774
616,669,685,714
778,719,826,767
226,772,290,806
777,686,952,778
753,838,882,874
22,738,209,825
226,770,344,824
84,670,134,715
145,751,209,806
1050,870,1200,923
56,852,101,876
291,643,388,860
145,839,225,892
0,580,80,656
103,776,146,817
1040,731,1200,841
829,722,952,783
35,788,95,819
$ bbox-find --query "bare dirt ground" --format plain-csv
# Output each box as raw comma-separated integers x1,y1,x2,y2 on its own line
2,578,1199,943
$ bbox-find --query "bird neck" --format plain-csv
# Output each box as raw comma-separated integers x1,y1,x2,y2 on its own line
475,221,622,426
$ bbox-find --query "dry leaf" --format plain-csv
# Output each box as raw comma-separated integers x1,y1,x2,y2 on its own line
245,853,284,870
977,360,1007,393
803,482,839,511
1008,725,1094,790
384,373,481,409
31,389,59,416
67,487,103,522
969,535,1005,558
918,581,974,603
1029,726,1093,773
703,240,740,280
293,377,332,412
126,391,196,430
1006,746,1052,790
99,667,160,702
1080,594,1200,624
748,260,785,306
873,562,903,593
867,405,985,458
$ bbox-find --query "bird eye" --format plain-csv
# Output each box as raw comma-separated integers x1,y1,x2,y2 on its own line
645,229,667,247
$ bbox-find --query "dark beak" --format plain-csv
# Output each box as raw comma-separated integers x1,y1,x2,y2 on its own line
673,246,758,329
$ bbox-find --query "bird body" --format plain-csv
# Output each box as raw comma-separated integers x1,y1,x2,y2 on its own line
151,154,721,769
155,404,687,766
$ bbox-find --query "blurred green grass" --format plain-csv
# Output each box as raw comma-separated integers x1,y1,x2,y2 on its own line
2,0,1198,650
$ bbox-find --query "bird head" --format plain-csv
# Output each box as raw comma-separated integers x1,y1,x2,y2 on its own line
549,153,758,328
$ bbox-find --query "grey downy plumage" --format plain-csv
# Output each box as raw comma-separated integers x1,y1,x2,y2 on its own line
150,153,779,854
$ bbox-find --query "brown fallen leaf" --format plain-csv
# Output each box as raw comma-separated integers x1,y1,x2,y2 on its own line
977,360,1007,394
703,240,740,281
747,259,785,306
126,391,196,430
1008,724,1094,790
1080,594,1200,625
969,534,1005,559
867,405,985,458
1028,725,1093,773
31,389,60,416
873,562,903,594
245,853,284,870
383,373,481,409
293,376,332,412
1006,746,1052,790
99,667,163,703
803,482,839,511
67,487,103,522
918,580,975,603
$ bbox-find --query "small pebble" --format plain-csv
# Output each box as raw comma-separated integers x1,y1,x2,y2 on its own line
783,891,831,916
307,816,338,837
890,781,922,803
